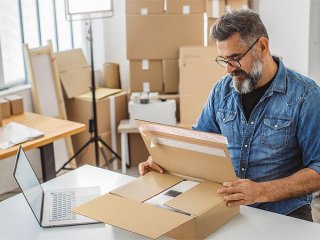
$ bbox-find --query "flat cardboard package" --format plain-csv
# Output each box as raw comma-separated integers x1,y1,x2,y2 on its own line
206,0,225,18
74,120,239,239
55,49,91,99
126,0,165,15
179,46,225,125
166,0,206,14
66,90,128,166
163,59,179,93
127,14,204,59
5,95,24,115
0,98,11,118
130,60,163,92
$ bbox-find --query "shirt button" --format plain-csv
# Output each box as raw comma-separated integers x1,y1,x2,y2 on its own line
241,168,245,171
250,121,254,125
223,118,226,122
274,125,278,128
244,144,248,148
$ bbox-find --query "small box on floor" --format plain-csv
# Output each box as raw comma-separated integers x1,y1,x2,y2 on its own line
5,95,24,115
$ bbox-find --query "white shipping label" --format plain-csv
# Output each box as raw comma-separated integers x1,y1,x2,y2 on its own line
140,8,148,15
182,5,190,15
213,0,219,18
142,59,149,70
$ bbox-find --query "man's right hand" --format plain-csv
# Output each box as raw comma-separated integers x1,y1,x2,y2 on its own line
138,156,164,175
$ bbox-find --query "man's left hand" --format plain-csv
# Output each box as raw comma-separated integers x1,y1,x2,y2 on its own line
217,179,265,207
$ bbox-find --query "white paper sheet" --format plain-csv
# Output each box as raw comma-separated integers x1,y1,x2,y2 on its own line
0,122,44,149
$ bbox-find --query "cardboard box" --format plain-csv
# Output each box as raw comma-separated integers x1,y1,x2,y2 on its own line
130,60,163,92
128,99,176,126
5,95,24,115
166,0,206,14
207,18,218,46
66,90,128,166
127,14,204,59
55,49,91,98
226,0,249,12
129,132,150,166
55,48,89,73
74,120,239,239
179,46,225,125
103,63,121,89
126,0,165,15
0,98,12,118
158,93,180,122
206,0,225,18
163,59,179,93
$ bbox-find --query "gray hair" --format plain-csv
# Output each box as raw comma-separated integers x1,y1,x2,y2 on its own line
210,9,269,46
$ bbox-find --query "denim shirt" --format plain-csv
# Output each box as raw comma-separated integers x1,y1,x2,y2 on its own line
193,58,320,215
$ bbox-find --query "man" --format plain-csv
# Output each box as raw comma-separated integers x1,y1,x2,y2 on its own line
139,10,320,221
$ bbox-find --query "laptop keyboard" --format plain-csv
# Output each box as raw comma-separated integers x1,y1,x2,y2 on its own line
50,191,77,222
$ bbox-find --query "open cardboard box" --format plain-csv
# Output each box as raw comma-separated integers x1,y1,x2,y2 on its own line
73,120,239,239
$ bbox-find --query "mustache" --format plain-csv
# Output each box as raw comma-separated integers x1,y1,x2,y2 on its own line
230,68,249,78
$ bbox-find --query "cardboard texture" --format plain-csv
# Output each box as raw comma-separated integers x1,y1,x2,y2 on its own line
0,99,11,118
66,91,128,166
126,0,165,15
5,95,24,115
166,0,206,14
207,18,218,46
206,0,225,18
55,49,91,98
74,120,239,239
130,60,163,92
127,14,204,59
59,68,91,99
103,63,121,89
226,0,249,11
163,59,179,93
54,48,89,73
179,46,225,125
129,132,150,166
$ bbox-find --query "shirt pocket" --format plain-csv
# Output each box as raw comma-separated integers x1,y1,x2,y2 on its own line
217,109,237,143
261,116,291,149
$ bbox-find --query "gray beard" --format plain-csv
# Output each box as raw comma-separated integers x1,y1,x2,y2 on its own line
232,56,264,94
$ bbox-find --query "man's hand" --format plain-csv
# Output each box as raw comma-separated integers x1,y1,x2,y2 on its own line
217,179,265,207
138,156,164,176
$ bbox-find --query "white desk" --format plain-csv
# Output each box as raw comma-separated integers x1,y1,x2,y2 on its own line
1,165,320,240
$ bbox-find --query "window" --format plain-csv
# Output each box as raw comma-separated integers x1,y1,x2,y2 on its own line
0,0,85,90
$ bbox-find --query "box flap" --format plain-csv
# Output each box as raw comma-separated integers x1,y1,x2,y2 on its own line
136,120,236,183
60,68,91,98
75,88,122,100
73,193,194,239
55,49,89,72
111,171,183,202
165,181,223,216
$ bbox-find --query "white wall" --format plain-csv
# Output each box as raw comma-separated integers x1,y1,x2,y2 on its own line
251,0,311,75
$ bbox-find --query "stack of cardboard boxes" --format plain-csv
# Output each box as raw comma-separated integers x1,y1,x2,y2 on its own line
126,0,206,165
55,49,128,168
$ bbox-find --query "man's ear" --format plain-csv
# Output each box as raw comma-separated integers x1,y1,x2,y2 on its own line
257,37,269,58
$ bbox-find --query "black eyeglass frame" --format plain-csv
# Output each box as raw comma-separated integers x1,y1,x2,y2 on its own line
215,38,260,68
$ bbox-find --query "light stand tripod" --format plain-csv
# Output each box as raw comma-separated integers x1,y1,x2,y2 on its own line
57,18,121,173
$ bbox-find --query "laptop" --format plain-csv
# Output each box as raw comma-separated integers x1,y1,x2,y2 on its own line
13,146,101,227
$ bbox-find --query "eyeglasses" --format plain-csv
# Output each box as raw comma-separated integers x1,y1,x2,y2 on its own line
215,38,259,68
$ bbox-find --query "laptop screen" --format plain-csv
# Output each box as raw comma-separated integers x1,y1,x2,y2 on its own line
13,146,44,224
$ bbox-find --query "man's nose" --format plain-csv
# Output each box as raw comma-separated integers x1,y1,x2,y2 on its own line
226,63,237,73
